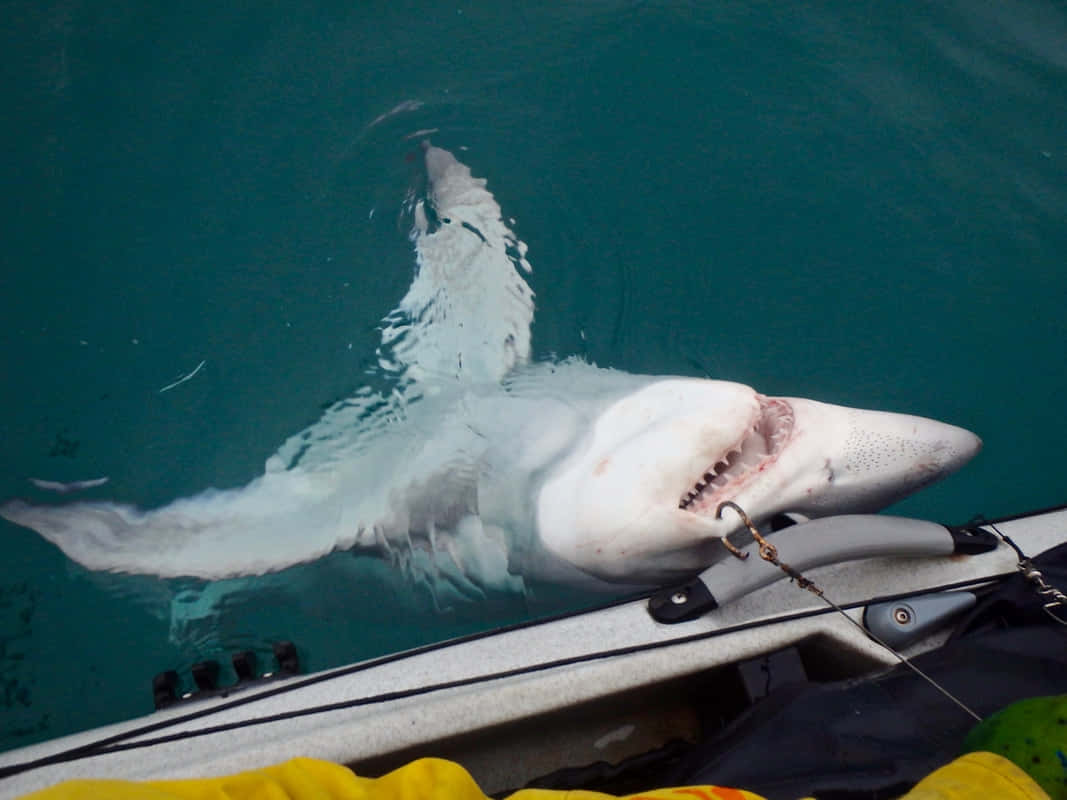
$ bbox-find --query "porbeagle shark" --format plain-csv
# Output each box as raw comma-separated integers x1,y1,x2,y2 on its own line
1,142,981,593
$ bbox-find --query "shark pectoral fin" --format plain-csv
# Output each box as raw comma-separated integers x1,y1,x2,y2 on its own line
0,469,349,580
447,515,525,595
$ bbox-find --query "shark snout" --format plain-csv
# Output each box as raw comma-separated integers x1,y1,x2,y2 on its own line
929,420,983,474
781,399,982,515
842,407,982,483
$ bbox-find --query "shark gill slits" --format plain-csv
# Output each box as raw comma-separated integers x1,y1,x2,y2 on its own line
461,220,487,242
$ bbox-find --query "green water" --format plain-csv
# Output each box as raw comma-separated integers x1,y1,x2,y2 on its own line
2,0,1065,751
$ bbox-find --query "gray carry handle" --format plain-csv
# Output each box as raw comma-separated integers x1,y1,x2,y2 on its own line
648,515,998,623
704,515,956,607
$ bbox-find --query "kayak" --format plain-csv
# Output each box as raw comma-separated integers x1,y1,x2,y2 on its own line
1,504,1064,799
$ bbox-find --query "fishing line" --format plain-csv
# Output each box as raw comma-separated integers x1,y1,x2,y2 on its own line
717,501,983,722
983,520,1067,626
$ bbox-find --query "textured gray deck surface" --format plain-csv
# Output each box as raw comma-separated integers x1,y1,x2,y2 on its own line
2,509,1063,798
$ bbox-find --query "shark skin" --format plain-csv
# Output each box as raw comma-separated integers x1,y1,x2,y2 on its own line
0,143,981,593
536,381,981,583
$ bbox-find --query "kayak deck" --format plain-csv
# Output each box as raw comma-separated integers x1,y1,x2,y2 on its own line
1,507,1064,798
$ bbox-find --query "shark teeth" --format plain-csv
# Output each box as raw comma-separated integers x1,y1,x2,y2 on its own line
678,397,795,511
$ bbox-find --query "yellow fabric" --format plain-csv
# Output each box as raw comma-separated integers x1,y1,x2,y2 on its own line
18,756,769,800
900,751,1051,800
20,751,1049,800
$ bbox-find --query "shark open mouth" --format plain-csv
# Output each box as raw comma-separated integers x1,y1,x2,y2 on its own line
678,397,795,512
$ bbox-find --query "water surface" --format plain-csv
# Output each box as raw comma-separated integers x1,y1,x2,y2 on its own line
2,0,1065,750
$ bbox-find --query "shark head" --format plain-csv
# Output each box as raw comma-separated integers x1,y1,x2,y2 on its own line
536,378,981,583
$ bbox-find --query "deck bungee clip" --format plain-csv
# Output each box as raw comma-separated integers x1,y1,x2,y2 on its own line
648,510,998,624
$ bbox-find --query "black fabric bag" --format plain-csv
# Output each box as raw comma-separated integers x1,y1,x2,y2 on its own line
665,541,1067,800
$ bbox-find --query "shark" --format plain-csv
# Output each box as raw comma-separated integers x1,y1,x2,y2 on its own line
1,141,981,594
